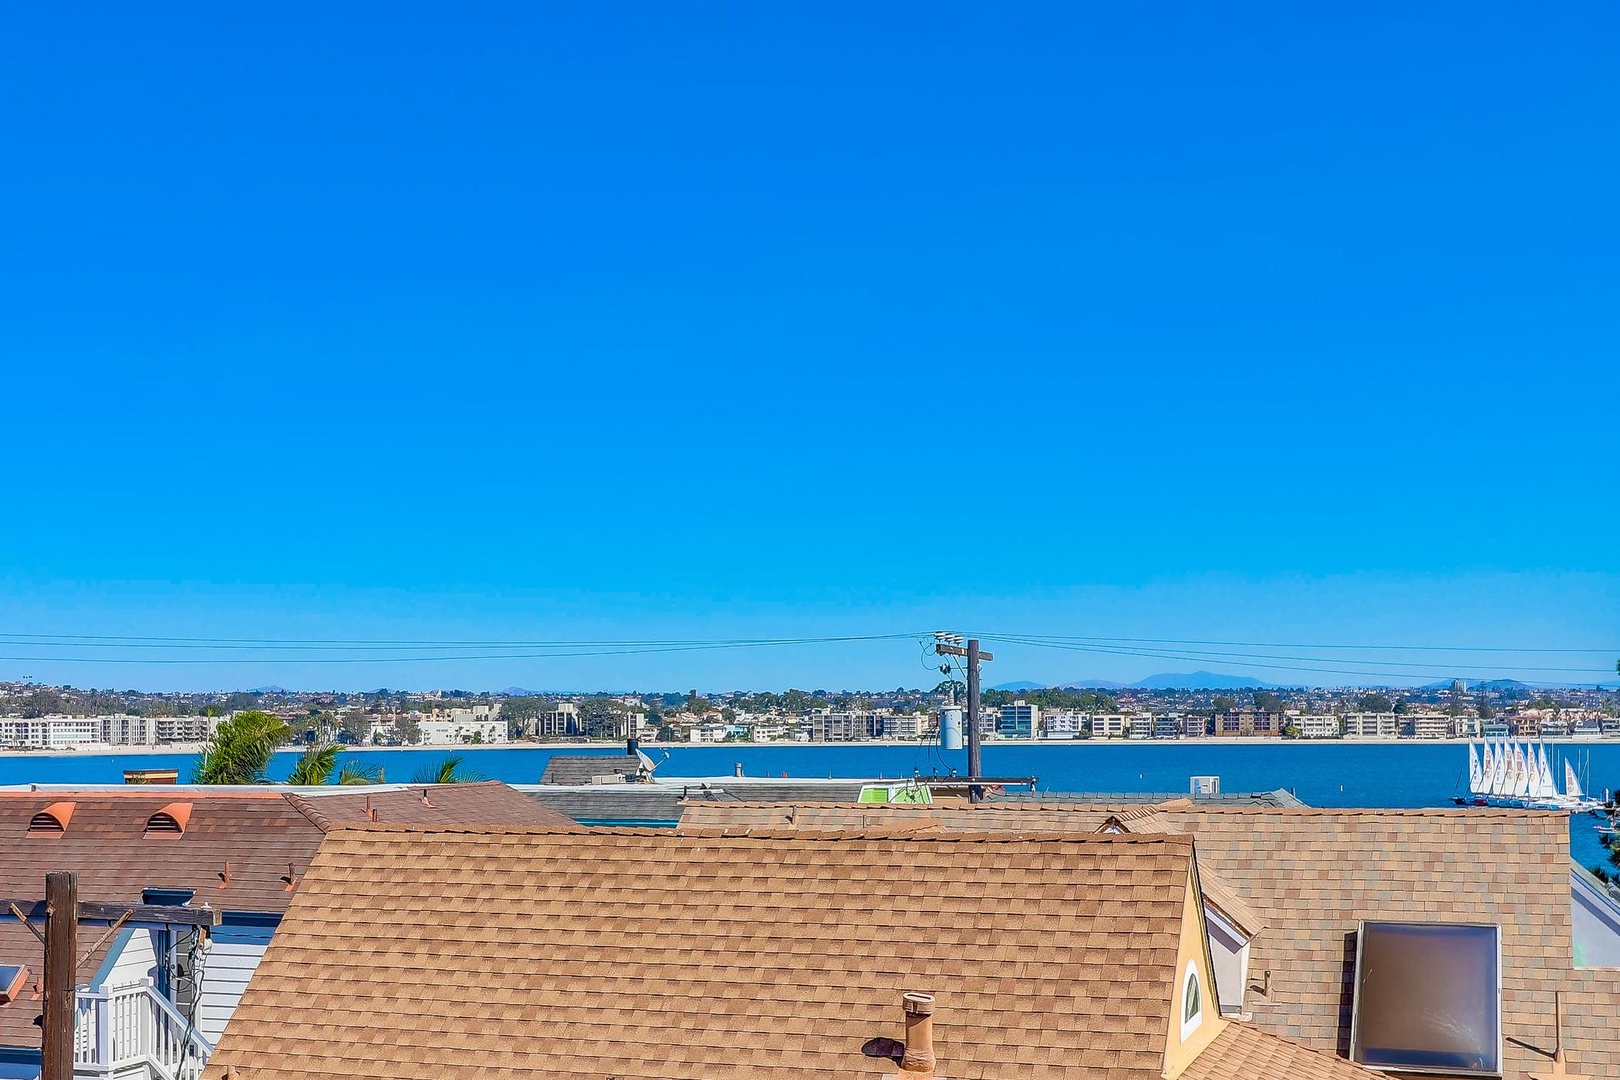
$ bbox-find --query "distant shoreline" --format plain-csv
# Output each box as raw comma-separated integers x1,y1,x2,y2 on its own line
0,734,1610,761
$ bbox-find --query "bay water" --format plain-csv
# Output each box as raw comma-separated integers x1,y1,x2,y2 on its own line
8,740,1615,871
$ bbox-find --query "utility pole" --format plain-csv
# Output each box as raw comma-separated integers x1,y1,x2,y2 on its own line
42,873,74,1080
4,873,222,1080
934,633,994,803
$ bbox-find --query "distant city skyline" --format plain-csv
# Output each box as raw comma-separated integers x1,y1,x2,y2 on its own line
2,4,1616,692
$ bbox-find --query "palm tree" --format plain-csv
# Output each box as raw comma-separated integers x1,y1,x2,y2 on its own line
287,741,341,785
411,753,482,785
287,740,384,785
337,760,384,785
193,710,290,785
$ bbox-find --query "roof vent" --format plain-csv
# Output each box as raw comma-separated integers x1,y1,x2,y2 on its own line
145,802,193,836
28,803,74,835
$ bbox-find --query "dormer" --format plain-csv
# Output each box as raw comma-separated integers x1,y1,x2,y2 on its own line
144,802,193,836
27,802,74,835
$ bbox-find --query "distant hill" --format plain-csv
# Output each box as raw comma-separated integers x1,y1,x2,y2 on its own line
990,681,1046,692
1130,671,1272,690
248,685,287,694
498,686,544,696
1062,679,1128,691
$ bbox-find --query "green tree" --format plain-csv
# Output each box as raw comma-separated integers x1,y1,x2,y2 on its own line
1211,696,1237,713
1253,691,1284,713
411,753,482,784
499,696,549,737
193,710,290,784
1356,693,1393,713
576,697,627,739
394,713,421,745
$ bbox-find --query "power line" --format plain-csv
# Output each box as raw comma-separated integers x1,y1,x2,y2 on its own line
0,631,921,651
0,633,923,664
976,634,1614,675
975,635,1616,682
967,632,1618,654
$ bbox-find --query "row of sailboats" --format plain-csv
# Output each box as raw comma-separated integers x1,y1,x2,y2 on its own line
1458,740,1605,811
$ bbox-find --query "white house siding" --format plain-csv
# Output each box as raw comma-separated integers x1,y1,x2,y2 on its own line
194,935,273,1044
93,929,159,989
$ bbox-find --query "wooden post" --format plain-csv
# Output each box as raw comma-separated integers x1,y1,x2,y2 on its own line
966,639,983,803
42,871,76,1080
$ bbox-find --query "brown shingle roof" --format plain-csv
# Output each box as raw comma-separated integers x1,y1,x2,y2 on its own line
1146,805,1620,1080
1180,1023,1376,1080
0,791,321,1047
674,800,1620,1079
287,780,573,831
676,802,1264,936
0,783,574,1051
203,828,1181,1080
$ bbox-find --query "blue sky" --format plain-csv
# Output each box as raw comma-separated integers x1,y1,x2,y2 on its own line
1,3,1616,691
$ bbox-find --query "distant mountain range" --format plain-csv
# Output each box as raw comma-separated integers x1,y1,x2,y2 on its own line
498,686,544,696
994,671,1273,692
1128,671,1273,690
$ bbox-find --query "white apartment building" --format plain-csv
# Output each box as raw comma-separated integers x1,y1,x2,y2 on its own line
537,703,580,738
1408,713,1454,740
153,714,226,742
1342,712,1401,738
419,704,507,745
883,713,930,739
0,715,101,749
1296,714,1341,739
810,711,883,741
1128,714,1154,740
101,714,155,745
1090,714,1128,738
1042,711,1086,738
419,717,507,745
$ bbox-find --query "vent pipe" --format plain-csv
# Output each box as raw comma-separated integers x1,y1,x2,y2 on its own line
900,992,935,1078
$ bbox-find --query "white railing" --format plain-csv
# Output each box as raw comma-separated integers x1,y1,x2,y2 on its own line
73,980,215,1080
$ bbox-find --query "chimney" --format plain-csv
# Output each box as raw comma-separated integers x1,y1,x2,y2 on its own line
899,992,936,1078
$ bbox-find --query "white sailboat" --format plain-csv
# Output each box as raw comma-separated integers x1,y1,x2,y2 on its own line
1457,739,1604,811
1535,745,1557,800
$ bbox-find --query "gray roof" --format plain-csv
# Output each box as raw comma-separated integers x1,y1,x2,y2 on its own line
539,754,645,786
991,788,1310,808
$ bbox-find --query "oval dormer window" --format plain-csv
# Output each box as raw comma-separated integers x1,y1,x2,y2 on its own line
1180,960,1203,1041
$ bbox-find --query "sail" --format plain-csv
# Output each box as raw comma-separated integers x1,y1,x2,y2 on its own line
1468,743,1483,794
1536,745,1557,798
1490,741,1509,795
1515,744,1532,798
1481,742,1494,790
1565,760,1584,800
